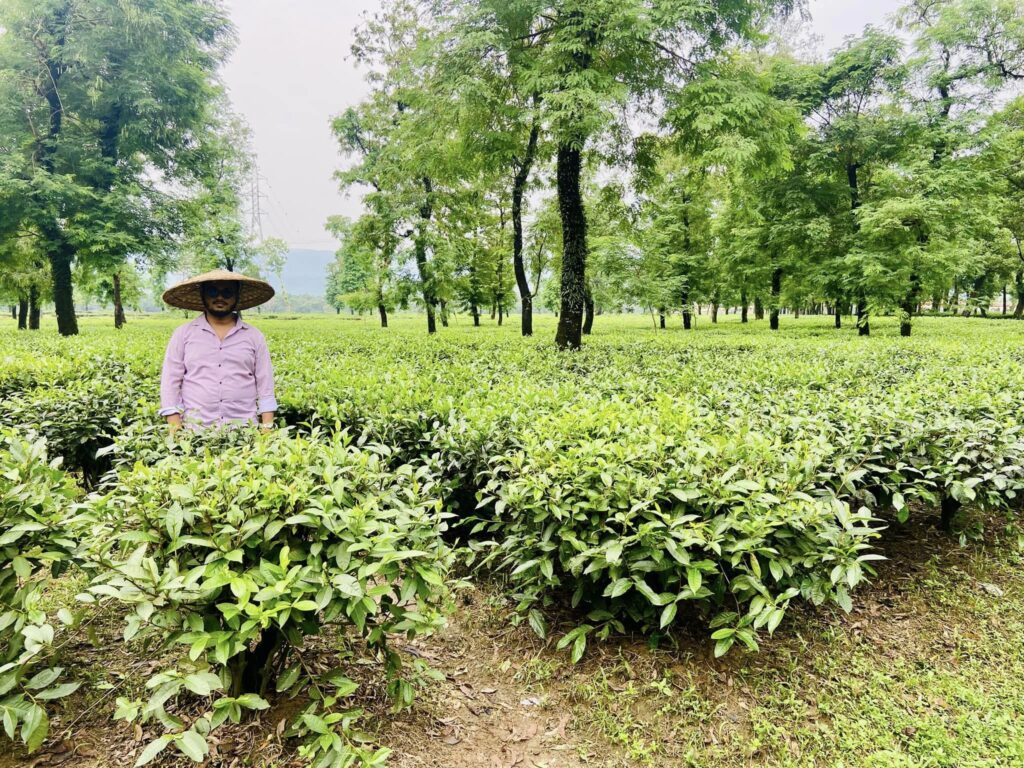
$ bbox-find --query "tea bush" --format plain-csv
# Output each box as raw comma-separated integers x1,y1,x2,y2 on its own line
4,314,1024,761
74,427,453,765
0,430,81,752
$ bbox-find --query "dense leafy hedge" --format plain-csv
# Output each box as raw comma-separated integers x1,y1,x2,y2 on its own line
0,431,80,752
467,398,883,656
4,315,1024,761
74,428,452,766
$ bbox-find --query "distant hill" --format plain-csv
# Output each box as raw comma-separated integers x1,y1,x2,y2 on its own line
268,249,335,297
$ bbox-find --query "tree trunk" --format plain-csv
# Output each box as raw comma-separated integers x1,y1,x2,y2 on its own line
497,302,503,327
754,296,764,320
378,303,388,328
710,300,718,324
43,237,77,335
39,232,75,338
847,162,870,336
28,285,40,330
659,308,666,329
34,7,77,336
113,271,126,329
741,289,748,323
439,299,449,328
769,267,781,331
834,304,842,328
900,274,920,337
856,291,870,336
940,495,960,533
471,303,480,327
235,627,285,698
554,142,587,350
582,286,594,335
415,176,436,334
682,289,692,330
513,109,540,337
1014,269,1024,318
17,297,28,330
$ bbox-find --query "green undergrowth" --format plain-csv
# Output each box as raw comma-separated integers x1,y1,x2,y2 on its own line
558,523,1024,767
4,312,1024,764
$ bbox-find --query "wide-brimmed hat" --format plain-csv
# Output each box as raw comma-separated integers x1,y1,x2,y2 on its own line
162,269,275,311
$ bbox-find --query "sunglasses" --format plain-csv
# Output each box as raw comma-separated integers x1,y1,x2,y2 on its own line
202,284,238,299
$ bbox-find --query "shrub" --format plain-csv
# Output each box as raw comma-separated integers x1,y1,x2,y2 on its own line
468,399,884,657
0,430,81,753
0,373,151,486
75,428,453,766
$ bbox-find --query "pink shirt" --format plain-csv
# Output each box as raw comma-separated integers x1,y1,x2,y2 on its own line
159,314,277,426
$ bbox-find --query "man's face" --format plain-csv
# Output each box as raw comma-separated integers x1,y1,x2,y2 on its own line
201,281,239,318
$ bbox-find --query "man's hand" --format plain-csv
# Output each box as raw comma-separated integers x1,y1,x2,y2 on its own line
166,413,182,434
259,412,275,432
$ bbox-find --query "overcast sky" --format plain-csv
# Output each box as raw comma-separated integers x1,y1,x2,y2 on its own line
220,0,905,253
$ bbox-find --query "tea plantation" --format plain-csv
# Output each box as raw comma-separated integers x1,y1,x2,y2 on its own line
3,313,1024,767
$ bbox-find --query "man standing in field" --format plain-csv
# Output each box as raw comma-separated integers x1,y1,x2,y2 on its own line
159,269,277,431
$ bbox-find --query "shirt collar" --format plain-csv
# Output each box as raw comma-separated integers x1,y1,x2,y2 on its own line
193,312,247,337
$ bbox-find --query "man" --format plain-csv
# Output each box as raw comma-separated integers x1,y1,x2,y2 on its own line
159,269,277,431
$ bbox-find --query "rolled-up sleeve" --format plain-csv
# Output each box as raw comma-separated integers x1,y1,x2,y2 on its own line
254,333,277,414
159,327,186,416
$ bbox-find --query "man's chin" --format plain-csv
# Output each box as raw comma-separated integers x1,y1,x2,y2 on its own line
208,307,234,319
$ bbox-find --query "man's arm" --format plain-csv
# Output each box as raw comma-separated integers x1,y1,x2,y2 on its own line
159,329,186,430
254,333,277,428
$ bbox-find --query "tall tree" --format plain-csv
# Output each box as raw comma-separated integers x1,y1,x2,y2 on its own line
0,0,234,335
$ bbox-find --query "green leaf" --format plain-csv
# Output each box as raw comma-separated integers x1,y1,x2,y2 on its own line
26,667,63,690
659,602,678,629
276,664,301,693
12,556,32,579
510,559,538,576
183,671,222,697
571,633,587,664
235,694,270,710
605,578,632,598
22,704,47,753
605,543,623,565
686,567,702,595
176,729,208,762
539,559,554,580
134,736,171,767
669,487,701,502
37,682,81,700
714,636,734,658
528,609,547,639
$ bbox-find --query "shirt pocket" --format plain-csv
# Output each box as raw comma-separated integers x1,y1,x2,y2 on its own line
222,339,257,371
182,337,211,373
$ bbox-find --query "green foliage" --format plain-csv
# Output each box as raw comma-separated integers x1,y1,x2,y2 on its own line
0,0,236,334
74,427,453,765
0,431,81,753
469,399,882,654
6,312,1024,757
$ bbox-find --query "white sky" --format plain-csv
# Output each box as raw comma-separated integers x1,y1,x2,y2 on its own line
220,0,904,252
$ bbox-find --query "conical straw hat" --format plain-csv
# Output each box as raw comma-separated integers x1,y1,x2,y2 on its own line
162,269,275,311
